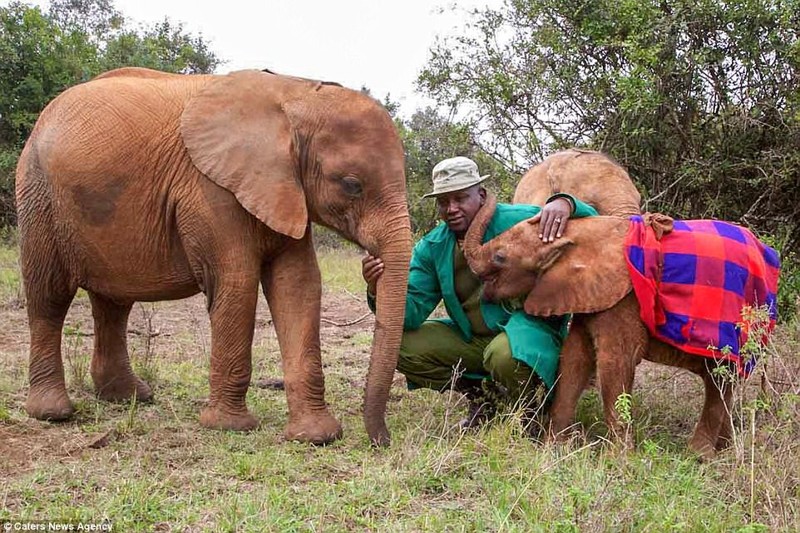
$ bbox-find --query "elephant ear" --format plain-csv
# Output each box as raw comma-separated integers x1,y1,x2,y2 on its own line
181,70,308,239
523,217,632,316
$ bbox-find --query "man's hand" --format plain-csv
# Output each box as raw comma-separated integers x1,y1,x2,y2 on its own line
528,197,573,242
362,254,384,296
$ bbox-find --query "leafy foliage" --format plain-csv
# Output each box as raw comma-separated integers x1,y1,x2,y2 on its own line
419,0,800,255
0,0,221,227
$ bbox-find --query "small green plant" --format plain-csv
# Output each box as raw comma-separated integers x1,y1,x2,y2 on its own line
0,240,23,305
63,322,90,390
614,392,633,425
710,361,736,383
706,305,777,462
132,302,160,385
117,393,138,435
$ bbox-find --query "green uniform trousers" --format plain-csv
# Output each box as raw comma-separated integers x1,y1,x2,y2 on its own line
397,321,539,399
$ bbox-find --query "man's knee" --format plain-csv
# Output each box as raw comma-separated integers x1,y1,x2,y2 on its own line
396,323,460,390
483,335,517,380
484,350,521,383
397,324,437,373
483,334,538,396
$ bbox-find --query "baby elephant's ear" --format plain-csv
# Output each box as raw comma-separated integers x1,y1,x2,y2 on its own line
181,70,308,239
524,217,632,316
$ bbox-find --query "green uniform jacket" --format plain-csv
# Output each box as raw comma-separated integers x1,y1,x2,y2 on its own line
380,196,598,389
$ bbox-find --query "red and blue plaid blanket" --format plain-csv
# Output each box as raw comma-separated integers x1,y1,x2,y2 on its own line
624,215,780,376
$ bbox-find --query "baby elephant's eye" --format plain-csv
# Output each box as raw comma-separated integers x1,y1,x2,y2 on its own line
492,251,507,265
340,176,363,197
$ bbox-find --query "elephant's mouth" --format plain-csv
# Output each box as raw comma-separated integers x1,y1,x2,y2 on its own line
479,279,499,302
477,270,498,285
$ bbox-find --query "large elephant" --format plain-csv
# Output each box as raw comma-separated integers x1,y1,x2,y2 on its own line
16,67,412,446
463,194,780,458
513,149,641,217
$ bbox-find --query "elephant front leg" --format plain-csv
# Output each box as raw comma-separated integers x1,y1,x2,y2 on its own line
263,236,342,445
89,292,153,402
199,278,260,431
547,318,595,440
588,306,647,450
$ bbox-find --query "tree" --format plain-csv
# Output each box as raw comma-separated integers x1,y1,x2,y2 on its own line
48,0,123,38
0,2,98,227
0,0,221,228
418,0,800,253
101,19,220,74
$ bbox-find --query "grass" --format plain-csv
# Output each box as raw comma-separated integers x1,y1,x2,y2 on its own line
0,238,22,304
318,247,368,295
1,245,798,531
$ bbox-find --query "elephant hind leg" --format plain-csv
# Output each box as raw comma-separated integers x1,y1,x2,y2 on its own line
688,361,735,459
25,302,76,421
23,250,77,421
88,292,153,402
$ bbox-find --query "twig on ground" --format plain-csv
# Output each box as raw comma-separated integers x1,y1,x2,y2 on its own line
321,312,371,327
127,328,163,337
343,288,366,302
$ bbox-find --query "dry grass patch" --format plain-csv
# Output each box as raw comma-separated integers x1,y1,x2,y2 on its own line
0,244,798,531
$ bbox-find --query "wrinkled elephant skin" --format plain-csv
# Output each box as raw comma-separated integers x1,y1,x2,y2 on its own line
464,197,748,459
16,67,412,446
514,149,641,217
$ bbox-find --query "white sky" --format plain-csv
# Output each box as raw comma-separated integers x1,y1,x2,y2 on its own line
15,0,504,116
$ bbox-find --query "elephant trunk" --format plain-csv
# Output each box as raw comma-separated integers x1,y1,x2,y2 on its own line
463,191,498,276
363,220,412,446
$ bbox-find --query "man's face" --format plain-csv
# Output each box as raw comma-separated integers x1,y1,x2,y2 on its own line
435,185,486,237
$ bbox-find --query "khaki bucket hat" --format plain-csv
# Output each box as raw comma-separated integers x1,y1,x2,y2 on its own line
422,156,490,198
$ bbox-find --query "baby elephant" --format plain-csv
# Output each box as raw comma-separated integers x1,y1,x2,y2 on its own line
463,194,780,458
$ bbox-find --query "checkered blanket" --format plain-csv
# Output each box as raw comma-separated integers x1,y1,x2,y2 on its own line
624,214,780,376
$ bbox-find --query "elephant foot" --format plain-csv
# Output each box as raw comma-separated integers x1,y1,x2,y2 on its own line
688,434,718,461
609,428,635,452
94,374,153,403
284,411,343,445
715,434,732,453
200,405,259,431
26,387,75,421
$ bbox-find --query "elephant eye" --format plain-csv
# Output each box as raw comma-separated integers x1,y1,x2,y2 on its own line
492,251,507,265
340,176,363,198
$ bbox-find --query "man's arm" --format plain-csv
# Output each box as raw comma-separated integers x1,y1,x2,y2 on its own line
529,193,599,241
547,193,598,218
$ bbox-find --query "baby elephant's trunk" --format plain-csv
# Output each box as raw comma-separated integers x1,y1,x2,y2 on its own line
463,191,498,276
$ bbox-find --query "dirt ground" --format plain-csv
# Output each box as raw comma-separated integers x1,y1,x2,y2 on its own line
2,285,797,479
0,288,378,476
